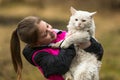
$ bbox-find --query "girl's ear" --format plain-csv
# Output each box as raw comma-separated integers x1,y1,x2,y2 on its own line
70,6,77,15
90,12,97,18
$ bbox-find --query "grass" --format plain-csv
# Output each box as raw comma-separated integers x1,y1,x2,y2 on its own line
99,27,120,80
0,4,120,80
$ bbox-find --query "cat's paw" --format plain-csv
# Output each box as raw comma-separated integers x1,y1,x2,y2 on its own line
50,41,63,48
60,42,70,48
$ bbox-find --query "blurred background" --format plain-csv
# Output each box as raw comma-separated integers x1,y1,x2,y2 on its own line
0,0,120,80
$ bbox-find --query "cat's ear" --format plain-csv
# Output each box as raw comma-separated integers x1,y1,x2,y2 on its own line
90,12,97,18
70,7,77,15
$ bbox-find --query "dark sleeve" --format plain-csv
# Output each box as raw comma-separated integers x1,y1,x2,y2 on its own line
33,44,76,78
84,37,104,61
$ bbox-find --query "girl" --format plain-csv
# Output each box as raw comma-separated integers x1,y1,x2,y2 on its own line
10,16,103,80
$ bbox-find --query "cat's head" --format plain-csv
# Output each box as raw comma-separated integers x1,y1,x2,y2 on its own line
68,7,96,30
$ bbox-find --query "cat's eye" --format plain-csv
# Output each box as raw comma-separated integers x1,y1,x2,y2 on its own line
82,19,86,22
75,19,78,21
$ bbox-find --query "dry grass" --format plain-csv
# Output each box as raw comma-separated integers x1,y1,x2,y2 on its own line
0,4,69,20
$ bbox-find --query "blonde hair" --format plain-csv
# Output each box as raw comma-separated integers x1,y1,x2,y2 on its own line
10,16,41,80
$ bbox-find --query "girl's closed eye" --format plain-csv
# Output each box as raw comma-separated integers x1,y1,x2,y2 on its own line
47,25,49,28
46,24,50,28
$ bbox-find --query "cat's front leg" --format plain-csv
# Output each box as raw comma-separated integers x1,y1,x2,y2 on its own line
50,40,63,48
60,39,72,48
61,31,90,48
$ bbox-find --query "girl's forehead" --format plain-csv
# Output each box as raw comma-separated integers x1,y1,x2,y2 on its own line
37,21,47,35
39,20,46,26
38,21,46,28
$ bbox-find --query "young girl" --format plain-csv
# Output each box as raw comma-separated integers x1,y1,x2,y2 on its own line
10,16,103,80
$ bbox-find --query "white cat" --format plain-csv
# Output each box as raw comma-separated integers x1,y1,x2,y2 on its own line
51,7,101,80
60,7,96,49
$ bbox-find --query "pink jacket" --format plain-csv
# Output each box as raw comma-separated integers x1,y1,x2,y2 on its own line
32,31,66,80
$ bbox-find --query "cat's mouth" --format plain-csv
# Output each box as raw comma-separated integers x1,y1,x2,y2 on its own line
76,26,84,30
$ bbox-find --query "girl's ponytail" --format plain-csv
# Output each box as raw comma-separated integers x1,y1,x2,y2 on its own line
10,16,40,80
10,28,23,80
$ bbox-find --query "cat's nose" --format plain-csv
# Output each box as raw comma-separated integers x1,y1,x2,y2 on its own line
78,23,81,26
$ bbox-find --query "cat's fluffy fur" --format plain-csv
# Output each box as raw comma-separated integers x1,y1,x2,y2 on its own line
51,7,101,80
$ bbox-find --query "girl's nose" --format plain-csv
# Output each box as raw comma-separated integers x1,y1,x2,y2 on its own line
47,28,53,32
